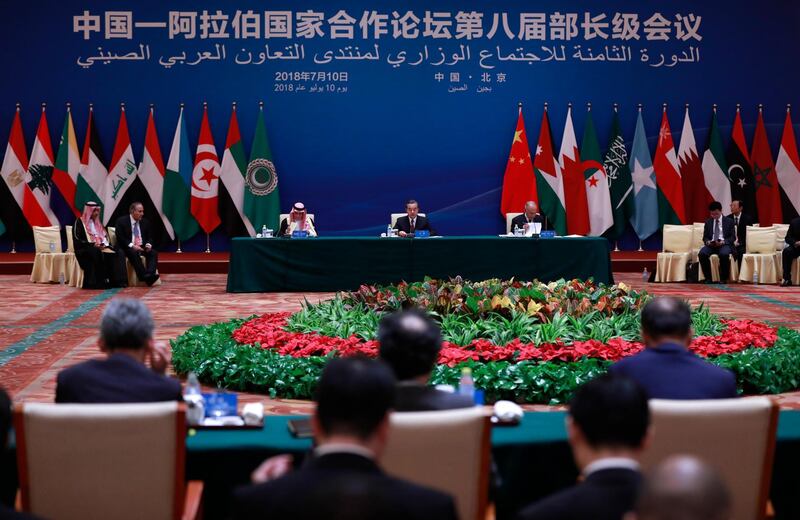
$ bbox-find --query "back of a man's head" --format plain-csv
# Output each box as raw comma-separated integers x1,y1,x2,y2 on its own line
100,298,154,351
636,455,732,520
378,310,442,380
569,374,650,449
315,357,396,440
640,297,692,346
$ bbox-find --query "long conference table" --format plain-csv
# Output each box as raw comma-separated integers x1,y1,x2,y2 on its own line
227,236,614,292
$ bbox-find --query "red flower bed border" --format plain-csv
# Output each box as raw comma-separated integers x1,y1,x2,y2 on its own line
232,313,778,366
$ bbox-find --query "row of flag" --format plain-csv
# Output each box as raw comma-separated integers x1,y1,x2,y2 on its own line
501,104,800,240
0,103,282,242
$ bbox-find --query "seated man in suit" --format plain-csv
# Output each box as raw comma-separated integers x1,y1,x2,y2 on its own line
394,199,436,237
55,298,182,403
516,374,650,520
633,455,731,520
609,297,737,399
378,310,473,411
510,201,552,234
114,202,159,287
729,199,753,267
233,357,458,520
278,201,317,237
698,201,735,284
781,216,800,287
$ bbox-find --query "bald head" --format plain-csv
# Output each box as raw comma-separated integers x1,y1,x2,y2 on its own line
636,456,731,520
524,201,538,218
378,310,442,380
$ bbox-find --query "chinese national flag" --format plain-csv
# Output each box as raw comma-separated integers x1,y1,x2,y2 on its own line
500,106,537,216
751,107,783,226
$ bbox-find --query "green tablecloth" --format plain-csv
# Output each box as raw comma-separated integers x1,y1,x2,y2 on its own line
226,236,613,292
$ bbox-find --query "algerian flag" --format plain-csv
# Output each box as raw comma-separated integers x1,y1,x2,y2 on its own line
581,107,613,236
219,105,255,237
701,108,732,212
603,108,635,240
103,106,138,225
75,106,107,219
163,106,199,241
629,108,659,240
244,104,281,231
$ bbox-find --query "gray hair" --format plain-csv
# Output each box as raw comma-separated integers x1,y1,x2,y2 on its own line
100,298,154,350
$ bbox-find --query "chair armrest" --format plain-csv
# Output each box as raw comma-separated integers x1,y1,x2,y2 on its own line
182,480,204,520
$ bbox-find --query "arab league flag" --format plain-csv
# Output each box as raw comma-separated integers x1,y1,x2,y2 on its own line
653,107,686,226
26,105,59,226
701,108,732,214
533,106,567,236
727,107,758,222
581,106,613,236
164,106,199,241
751,106,783,226
52,105,81,222
139,107,175,239
500,105,537,217
245,104,281,231
677,106,711,224
629,108,659,240
75,106,107,220
191,105,221,234
603,108,634,240
559,105,590,236
775,106,800,221
219,104,255,237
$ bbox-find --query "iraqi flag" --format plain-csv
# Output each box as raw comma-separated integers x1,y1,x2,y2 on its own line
219,104,255,236
500,105,537,216
727,106,758,222
25,105,59,226
653,106,686,226
75,106,107,220
677,106,712,223
191,105,221,234
533,105,567,236
52,105,81,223
775,106,800,221
139,107,175,239
701,107,732,215
0,106,33,239
103,105,138,225
559,105,590,235
751,106,782,226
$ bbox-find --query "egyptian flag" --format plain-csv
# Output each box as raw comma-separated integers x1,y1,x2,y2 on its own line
727,106,758,222
191,105,221,234
775,106,800,222
0,106,32,240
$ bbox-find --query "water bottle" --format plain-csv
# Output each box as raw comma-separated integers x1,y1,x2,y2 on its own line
261,224,267,237
58,272,65,286
642,267,649,282
753,267,759,285
184,372,205,425
49,240,56,253
387,224,393,237
458,367,475,403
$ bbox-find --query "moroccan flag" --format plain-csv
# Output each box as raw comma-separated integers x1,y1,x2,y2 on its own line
653,107,686,225
560,105,590,235
0,107,37,237
25,106,59,226
629,108,659,240
533,106,567,236
701,107,732,214
775,107,800,221
139,107,175,239
191,105,221,234
219,105,255,236
52,105,81,223
727,107,757,222
500,105,537,216
103,106,138,225
603,108,634,240
751,107,783,226
164,106,199,241
678,106,711,223
75,106,107,219
580,107,613,236
245,104,282,232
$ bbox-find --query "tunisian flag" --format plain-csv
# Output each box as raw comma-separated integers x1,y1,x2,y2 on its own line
191,105,221,234
500,105,537,216
751,106,783,226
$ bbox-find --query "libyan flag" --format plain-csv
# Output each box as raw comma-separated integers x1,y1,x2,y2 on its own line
244,105,281,231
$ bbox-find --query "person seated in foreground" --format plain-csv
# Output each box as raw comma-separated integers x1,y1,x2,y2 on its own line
394,199,436,237
516,374,650,520
630,455,731,520
510,200,552,233
278,202,317,237
609,297,737,399
114,202,160,287
378,310,473,411
55,298,182,403
73,201,122,289
232,357,458,520
780,215,800,287
698,201,735,284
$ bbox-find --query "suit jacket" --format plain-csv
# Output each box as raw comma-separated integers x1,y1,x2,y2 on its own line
510,213,552,232
55,353,183,403
516,467,642,520
702,216,735,247
394,383,475,412
608,342,737,400
785,217,800,248
279,217,316,237
114,215,154,254
730,212,754,249
394,215,436,236
232,452,458,520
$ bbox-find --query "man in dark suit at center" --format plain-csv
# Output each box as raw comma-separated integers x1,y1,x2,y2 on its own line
114,202,159,287
729,199,754,267
394,199,436,237
698,201,735,284
510,201,552,234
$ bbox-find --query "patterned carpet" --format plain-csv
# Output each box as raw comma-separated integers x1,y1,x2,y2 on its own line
2,273,800,412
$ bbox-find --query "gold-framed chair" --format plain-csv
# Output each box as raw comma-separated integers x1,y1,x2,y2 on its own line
739,226,779,284
655,225,693,282
65,225,83,288
390,212,426,228
30,226,69,283
108,226,161,287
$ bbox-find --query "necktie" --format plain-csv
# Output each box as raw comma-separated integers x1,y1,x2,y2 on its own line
713,219,719,242
734,216,739,241
134,221,142,246
409,218,416,234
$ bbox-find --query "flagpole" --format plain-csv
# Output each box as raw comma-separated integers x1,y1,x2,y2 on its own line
206,233,211,253
10,241,15,254
638,240,643,252
614,241,620,252
176,239,182,253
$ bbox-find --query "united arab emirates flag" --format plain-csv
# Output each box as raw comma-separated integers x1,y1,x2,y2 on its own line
603,108,634,240
244,104,281,231
727,107,758,222
701,108,732,213
751,107,783,226
219,105,255,237
164,106,200,241
653,107,686,225
533,106,567,236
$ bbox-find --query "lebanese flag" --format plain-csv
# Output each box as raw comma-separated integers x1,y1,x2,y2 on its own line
500,106,537,216
191,105,221,234
25,106,59,226
653,107,686,225
775,106,800,220
139,107,175,239
677,106,712,223
1,107,49,228
751,107,783,226
52,106,81,220
103,106,138,225
559,105,590,235
533,106,567,236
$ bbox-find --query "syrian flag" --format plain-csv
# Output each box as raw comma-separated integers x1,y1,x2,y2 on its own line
727,106,758,222
52,104,81,223
164,106,199,241
701,107,732,215
653,107,686,226
559,105,590,235
75,106,107,220
25,105,59,226
500,105,537,216
678,106,712,223
533,105,567,236
603,106,635,240
751,106,783,226
629,107,659,240
775,106,800,221
245,103,282,232
103,105,138,225
191,105,221,234
139,107,175,239
219,104,255,237
580,105,613,236
0,106,35,238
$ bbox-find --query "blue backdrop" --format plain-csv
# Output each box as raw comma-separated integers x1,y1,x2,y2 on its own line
1,0,799,251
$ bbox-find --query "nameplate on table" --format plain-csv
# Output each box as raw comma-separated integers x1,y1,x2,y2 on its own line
414,230,430,238
291,230,309,238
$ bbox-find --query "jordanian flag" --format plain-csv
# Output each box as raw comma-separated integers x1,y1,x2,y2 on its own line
653,107,686,226
581,107,613,236
629,108,659,240
219,104,255,237
164,106,199,241
701,107,732,213
52,105,81,223
26,105,59,226
244,104,281,232
603,108,634,240
75,106,107,219
533,105,567,236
